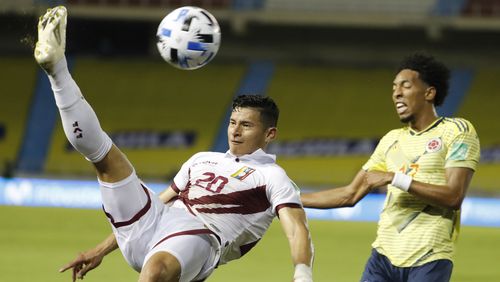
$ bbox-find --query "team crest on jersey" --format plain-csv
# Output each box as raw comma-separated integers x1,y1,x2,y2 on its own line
231,166,256,181
425,137,442,153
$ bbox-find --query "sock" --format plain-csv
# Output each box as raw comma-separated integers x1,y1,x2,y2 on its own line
48,57,80,109
48,57,112,163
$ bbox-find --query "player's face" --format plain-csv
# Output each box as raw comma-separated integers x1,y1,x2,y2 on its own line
392,69,433,123
228,107,276,156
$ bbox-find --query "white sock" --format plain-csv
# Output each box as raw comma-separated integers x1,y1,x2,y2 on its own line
48,57,81,109
48,57,113,163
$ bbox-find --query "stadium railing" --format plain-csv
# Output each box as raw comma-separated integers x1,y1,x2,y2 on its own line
66,0,232,8
3,0,500,40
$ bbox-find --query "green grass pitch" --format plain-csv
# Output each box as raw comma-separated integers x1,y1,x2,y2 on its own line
1,206,499,281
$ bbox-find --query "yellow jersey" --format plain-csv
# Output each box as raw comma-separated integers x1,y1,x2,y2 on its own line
362,117,480,267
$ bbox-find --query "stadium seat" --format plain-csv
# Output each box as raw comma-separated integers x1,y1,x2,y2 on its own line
268,64,399,186
462,0,500,17
0,57,37,174
457,68,500,193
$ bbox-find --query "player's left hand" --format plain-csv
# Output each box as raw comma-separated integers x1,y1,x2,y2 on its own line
59,249,104,281
364,171,393,189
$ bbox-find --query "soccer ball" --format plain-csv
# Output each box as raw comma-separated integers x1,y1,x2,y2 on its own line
156,6,221,70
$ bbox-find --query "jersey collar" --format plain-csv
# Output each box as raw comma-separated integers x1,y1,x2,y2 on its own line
225,148,276,164
408,117,444,136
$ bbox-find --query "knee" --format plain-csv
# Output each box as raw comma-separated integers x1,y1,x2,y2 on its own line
141,263,168,281
140,253,181,282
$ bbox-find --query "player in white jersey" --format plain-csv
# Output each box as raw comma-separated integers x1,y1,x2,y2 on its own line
170,148,305,264
302,53,480,281
35,6,313,282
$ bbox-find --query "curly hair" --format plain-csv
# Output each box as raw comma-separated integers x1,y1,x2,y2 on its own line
232,95,279,128
397,52,450,106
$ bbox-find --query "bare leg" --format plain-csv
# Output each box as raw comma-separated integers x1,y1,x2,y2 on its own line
139,252,182,282
35,6,132,183
35,7,185,281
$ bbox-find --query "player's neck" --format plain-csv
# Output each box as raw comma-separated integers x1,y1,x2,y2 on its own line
408,109,439,132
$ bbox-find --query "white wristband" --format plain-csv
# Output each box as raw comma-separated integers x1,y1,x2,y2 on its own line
294,264,313,282
391,172,412,192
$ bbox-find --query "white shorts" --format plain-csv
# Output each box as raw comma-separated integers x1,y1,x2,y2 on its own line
144,233,218,281
99,172,220,280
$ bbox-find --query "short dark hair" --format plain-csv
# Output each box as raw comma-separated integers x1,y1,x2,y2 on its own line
232,95,279,128
397,52,450,106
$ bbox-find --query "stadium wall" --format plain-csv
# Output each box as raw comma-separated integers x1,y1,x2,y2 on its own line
1,176,499,227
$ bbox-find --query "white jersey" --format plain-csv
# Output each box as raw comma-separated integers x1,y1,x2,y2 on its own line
172,149,302,264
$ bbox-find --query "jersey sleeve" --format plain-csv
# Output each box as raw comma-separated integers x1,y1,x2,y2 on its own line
362,130,398,172
172,153,201,192
445,121,480,170
266,167,302,216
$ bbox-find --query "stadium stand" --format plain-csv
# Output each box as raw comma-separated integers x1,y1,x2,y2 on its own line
1,1,499,195
269,66,399,139
267,65,401,186
44,58,245,180
18,59,500,194
462,0,500,17
457,68,500,193
460,69,500,146
66,0,232,8
265,0,436,14
265,64,500,195
0,57,37,175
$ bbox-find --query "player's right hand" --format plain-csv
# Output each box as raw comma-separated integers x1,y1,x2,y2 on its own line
59,249,104,281
34,6,67,74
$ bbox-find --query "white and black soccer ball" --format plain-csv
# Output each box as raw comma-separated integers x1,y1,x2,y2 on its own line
156,6,221,70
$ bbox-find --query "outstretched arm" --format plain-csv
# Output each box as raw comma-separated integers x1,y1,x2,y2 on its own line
300,169,371,208
365,167,474,210
58,186,179,281
59,233,118,281
278,207,314,282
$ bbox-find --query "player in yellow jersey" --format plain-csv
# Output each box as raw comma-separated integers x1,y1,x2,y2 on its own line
301,53,480,282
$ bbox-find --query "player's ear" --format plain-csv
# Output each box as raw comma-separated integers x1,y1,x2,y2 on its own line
265,127,277,143
425,86,436,103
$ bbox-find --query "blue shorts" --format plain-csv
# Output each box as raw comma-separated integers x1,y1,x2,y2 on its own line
360,249,453,282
